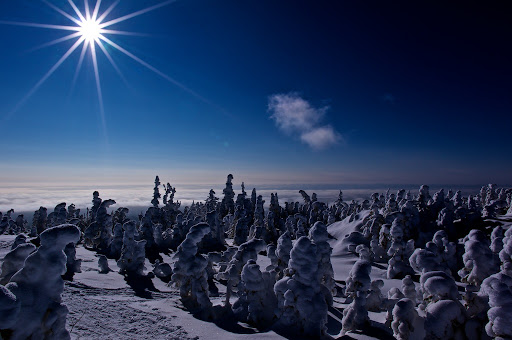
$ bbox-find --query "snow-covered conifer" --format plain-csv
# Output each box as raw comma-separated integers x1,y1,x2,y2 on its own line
392,298,419,340
172,223,212,315
117,221,146,275
151,175,161,208
233,259,276,327
402,275,417,303
366,279,384,312
0,243,36,285
5,224,80,339
62,242,81,280
98,255,111,274
309,221,335,296
491,225,505,254
342,259,371,333
274,236,330,337
458,229,498,286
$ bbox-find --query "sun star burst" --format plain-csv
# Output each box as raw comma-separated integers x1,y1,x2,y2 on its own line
0,0,218,143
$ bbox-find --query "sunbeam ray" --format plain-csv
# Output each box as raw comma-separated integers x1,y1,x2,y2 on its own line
42,0,82,26
90,40,109,144
99,35,218,108
0,20,79,31
95,38,130,89
99,0,176,28
28,32,82,53
67,0,86,22
84,0,91,21
6,37,85,119
92,0,102,21
99,29,150,37
69,41,89,97
96,0,119,23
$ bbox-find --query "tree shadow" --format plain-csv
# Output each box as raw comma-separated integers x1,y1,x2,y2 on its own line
124,273,158,298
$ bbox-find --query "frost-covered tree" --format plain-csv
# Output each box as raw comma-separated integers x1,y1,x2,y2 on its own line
62,242,81,281
491,225,505,254
172,223,212,317
220,174,235,218
402,275,417,304
32,206,48,235
217,238,266,307
275,231,292,279
117,221,146,275
309,221,335,296
366,279,384,312
274,236,330,337
342,259,371,334
0,243,36,285
84,197,116,252
387,219,415,279
422,271,467,339
233,259,277,328
458,229,499,286
98,255,111,274
392,298,419,340
480,274,512,339
3,224,80,340
151,175,161,208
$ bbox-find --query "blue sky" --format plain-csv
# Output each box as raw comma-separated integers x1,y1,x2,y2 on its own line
0,0,511,189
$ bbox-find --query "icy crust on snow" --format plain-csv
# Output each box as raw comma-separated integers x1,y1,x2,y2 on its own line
4,224,80,340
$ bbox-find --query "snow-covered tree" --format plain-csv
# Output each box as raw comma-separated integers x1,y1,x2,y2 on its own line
458,229,499,286
172,223,212,316
0,243,36,285
217,238,266,307
3,224,80,339
392,298,419,340
342,259,371,334
117,221,146,275
309,221,336,296
151,175,161,208
274,236,330,337
233,259,276,328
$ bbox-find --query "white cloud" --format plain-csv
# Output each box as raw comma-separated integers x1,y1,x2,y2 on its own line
268,93,341,149
300,125,342,150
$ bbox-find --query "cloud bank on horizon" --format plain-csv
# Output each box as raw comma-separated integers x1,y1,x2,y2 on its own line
268,93,342,150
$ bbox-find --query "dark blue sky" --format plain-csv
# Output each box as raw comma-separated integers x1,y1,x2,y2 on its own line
0,0,510,187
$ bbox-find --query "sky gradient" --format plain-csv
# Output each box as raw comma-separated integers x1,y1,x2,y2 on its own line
0,0,510,201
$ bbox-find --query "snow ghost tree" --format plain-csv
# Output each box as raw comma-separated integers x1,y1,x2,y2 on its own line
274,236,330,338
480,274,512,339
117,221,146,275
98,255,111,274
0,243,36,285
458,229,499,286
233,259,276,328
217,238,266,307
392,298,419,340
309,221,336,296
220,174,235,218
342,259,371,334
151,175,161,208
3,224,80,340
62,242,81,281
172,223,213,317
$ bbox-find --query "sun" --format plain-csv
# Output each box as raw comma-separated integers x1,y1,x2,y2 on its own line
0,0,212,142
79,18,102,42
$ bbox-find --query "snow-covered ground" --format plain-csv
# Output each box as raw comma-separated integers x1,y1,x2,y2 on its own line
0,213,417,340
2,182,512,339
